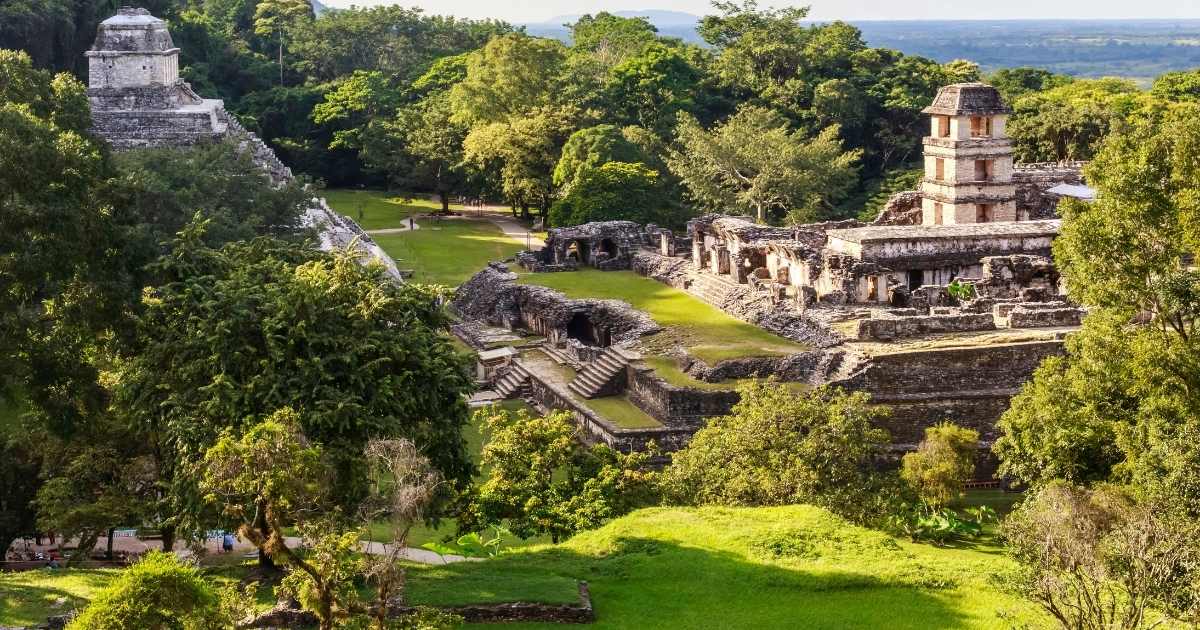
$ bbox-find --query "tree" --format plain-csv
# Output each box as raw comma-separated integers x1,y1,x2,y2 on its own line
987,67,1073,102
548,162,668,228
552,124,645,191
900,423,979,508
1006,78,1148,162
460,407,656,542
450,33,569,126
0,50,119,554
994,104,1200,515
252,0,312,86
203,412,455,630
114,226,475,547
607,42,700,134
570,12,659,67
661,382,894,525
668,105,860,224
1003,484,1200,630
462,106,579,216
365,94,470,213
66,551,243,630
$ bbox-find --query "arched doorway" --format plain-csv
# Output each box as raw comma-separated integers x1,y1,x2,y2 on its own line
566,240,589,264
597,238,618,260
567,312,597,345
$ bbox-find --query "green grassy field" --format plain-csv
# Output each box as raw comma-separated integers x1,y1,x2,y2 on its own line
405,504,1045,629
322,189,528,287
585,395,663,429
372,221,525,287
518,269,806,363
4,505,1042,629
321,189,468,231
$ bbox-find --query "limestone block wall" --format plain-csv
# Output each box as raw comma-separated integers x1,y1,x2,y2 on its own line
626,367,739,430
856,313,996,341
835,341,1064,396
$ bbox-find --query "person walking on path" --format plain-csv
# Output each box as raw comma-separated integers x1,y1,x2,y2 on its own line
222,532,235,554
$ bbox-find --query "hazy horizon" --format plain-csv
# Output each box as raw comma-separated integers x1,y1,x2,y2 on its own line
321,0,1200,24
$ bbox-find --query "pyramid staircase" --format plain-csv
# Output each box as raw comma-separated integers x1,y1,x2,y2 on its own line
567,346,635,399
492,362,531,399
540,343,579,369
687,272,765,311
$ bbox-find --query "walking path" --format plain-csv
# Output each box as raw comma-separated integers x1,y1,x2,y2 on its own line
7,532,471,566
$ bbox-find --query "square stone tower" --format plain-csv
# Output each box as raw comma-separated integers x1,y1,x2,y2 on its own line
86,7,227,148
919,83,1016,226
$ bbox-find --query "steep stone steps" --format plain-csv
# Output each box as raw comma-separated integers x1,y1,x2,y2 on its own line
493,362,531,399
540,344,580,369
567,347,631,399
687,272,766,312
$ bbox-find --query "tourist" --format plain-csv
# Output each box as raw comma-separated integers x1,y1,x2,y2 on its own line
221,532,235,554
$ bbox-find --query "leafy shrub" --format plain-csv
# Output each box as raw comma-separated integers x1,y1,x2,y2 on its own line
890,504,995,545
66,551,239,630
661,382,896,525
900,422,980,507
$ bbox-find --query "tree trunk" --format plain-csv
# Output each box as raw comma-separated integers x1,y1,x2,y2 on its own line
278,40,284,87
255,507,277,571
105,527,114,560
161,524,175,552
439,191,450,213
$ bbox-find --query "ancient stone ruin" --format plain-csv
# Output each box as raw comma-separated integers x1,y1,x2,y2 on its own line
454,82,1089,471
85,7,402,280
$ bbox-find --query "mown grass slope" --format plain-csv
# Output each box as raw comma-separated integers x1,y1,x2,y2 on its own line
407,504,1043,629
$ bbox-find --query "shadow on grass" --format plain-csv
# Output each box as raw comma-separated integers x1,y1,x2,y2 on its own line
407,537,979,630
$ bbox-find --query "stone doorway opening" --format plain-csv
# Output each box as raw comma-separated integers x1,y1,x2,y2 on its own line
567,312,610,346
597,238,618,260
907,270,924,291
566,240,589,264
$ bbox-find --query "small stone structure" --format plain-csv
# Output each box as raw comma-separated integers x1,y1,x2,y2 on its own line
86,8,225,148
85,7,402,281
522,221,646,271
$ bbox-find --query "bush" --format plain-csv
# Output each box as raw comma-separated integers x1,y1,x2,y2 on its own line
66,552,237,630
661,382,896,525
1002,484,1200,629
900,422,979,507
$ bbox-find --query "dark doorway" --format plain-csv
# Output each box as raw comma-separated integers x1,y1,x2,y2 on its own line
567,312,597,345
907,270,924,291
597,238,618,259
566,240,589,264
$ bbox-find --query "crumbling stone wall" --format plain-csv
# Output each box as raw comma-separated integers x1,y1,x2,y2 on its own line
1013,162,1086,220
626,368,740,430
836,341,1064,396
872,191,923,226
524,221,646,271
1008,305,1085,328
453,263,661,346
856,313,996,341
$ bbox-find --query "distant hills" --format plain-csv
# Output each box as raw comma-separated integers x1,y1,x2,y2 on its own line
521,11,1200,80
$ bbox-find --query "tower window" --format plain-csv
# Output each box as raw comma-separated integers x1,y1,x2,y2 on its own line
976,204,993,223
970,116,993,137
934,158,945,181
974,159,993,182
937,116,951,138
933,202,944,225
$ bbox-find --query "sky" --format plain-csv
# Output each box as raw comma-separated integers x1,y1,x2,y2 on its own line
323,0,1200,23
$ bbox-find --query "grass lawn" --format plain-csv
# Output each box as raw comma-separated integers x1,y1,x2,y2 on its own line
584,395,663,429
0,505,1049,629
372,221,525,287
518,269,805,363
405,504,1047,629
322,189,468,231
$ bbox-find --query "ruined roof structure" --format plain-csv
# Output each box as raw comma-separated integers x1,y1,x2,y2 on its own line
922,82,1012,116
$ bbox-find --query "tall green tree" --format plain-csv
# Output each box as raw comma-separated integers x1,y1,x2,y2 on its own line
995,104,1200,515
114,226,475,547
668,105,859,224
548,161,666,228
252,0,313,86
450,33,569,126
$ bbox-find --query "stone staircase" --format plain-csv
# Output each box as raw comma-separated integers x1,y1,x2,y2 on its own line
540,343,579,369
687,272,767,312
567,347,634,399
493,362,531,399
